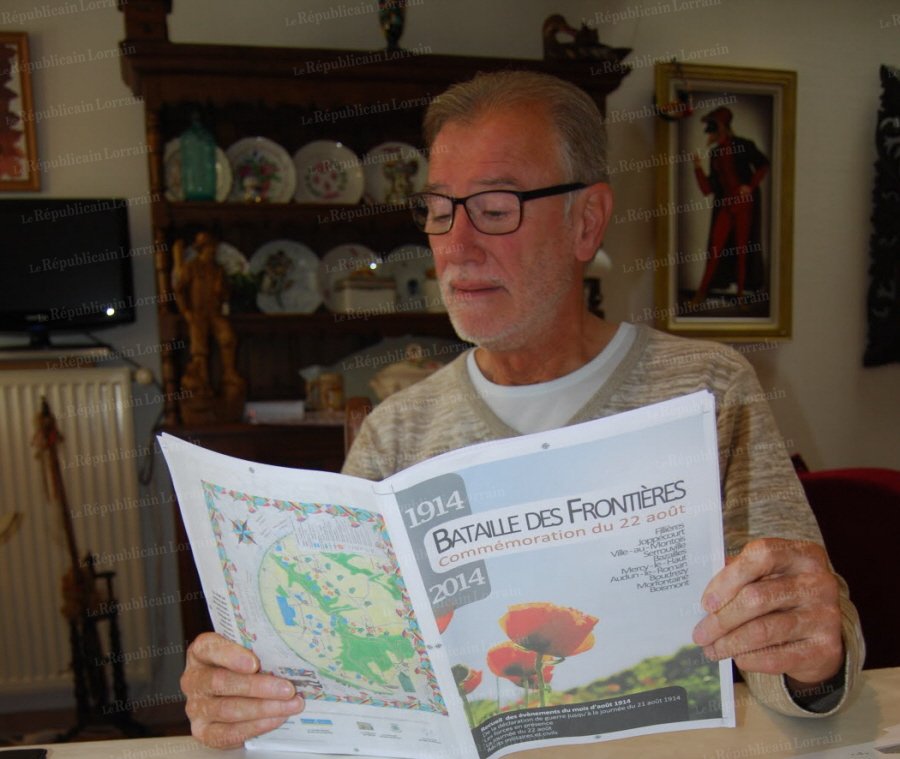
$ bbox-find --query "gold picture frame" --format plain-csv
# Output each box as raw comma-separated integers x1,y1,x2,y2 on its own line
0,32,40,191
654,63,796,340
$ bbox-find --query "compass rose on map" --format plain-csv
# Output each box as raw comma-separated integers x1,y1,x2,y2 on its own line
232,519,256,544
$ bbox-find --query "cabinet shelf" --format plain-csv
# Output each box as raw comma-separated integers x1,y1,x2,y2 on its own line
229,310,458,338
163,201,425,260
165,200,412,227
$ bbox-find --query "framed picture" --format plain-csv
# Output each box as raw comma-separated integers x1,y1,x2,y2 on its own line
654,63,796,340
0,32,39,191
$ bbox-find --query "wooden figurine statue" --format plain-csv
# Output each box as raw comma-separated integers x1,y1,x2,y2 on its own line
173,231,247,423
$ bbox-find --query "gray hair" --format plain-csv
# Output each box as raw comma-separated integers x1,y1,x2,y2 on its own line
423,70,609,184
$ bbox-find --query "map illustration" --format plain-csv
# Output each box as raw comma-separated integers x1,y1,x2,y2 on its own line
201,482,445,713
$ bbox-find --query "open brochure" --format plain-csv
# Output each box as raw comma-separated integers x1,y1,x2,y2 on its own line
160,390,735,759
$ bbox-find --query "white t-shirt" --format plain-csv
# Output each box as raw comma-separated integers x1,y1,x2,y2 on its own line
466,322,637,433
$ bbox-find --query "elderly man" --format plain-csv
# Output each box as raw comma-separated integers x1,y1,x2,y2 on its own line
180,71,863,749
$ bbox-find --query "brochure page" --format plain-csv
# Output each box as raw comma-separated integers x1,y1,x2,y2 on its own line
380,390,735,758
161,440,463,758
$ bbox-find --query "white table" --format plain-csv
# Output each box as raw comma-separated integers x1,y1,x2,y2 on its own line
5,668,898,759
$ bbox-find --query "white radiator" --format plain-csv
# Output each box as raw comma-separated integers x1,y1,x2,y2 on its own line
0,366,150,707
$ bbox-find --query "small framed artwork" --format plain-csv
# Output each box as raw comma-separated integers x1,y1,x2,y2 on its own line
0,32,40,191
653,62,796,340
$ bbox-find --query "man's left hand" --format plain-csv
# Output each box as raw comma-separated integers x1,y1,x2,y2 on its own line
692,538,844,691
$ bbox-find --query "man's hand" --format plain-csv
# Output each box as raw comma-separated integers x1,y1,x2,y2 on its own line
181,632,305,749
692,538,844,691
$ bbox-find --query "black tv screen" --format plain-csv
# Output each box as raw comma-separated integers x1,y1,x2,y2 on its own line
0,198,135,346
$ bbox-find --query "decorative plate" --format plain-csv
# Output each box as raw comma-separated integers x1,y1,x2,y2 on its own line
384,244,434,310
249,240,322,313
362,141,428,205
292,141,365,204
163,139,233,202
225,137,296,203
318,244,386,311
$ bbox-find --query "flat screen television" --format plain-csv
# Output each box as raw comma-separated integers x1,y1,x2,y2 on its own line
0,198,135,348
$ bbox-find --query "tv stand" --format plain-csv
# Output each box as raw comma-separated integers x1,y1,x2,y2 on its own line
0,344,113,366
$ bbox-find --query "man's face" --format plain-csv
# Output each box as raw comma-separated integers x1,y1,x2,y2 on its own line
705,119,728,146
426,104,583,352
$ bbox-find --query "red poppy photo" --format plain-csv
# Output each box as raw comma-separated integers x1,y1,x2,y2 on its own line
0,32,39,191
499,601,598,659
452,663,483,727
443,580,720,729
654,63,795,340
486,640,555,706
446,592,722,730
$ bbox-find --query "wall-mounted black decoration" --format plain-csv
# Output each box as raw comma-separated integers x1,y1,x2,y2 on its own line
865,65,900,366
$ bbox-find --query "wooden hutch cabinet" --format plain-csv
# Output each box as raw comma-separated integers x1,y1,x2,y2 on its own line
117,0,629,641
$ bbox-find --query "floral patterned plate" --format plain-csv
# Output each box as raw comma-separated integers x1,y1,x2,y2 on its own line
225,137,296,203
249,240,322,313
292,140,365,204
362,141,428,205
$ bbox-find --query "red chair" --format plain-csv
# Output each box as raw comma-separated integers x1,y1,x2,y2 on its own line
797,467,900,670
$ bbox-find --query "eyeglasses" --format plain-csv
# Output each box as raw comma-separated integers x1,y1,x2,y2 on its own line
409,182,586,235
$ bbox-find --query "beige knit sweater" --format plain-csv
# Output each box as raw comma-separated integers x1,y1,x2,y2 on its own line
343,324,864,717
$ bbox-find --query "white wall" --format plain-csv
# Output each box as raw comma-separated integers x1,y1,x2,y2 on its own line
1,0,897,710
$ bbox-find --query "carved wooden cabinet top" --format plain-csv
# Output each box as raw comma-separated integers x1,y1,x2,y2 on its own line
116,0,629,107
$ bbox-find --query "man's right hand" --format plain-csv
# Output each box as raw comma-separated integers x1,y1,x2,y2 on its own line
181,632,305,749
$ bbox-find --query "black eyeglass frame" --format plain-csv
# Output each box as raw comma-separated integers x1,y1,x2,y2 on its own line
409,182,587,235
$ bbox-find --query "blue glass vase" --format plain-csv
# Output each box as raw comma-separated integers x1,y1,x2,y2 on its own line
179,114,216,201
